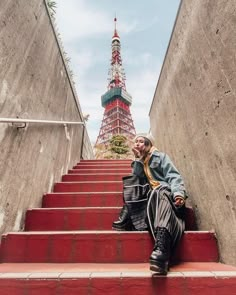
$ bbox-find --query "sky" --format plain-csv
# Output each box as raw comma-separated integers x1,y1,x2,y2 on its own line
54,0,181,145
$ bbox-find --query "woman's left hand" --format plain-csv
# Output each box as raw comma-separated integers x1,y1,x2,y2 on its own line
174,196,185,207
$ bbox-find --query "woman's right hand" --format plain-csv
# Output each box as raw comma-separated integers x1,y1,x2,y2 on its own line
132,147,141,158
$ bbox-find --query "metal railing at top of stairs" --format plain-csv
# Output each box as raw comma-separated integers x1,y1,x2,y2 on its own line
0,117,86,158
0,118,85,126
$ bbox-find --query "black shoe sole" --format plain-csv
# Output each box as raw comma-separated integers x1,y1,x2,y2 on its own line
149,260,168,275
112,224,134,231
112,220,134,231
112,226,128,231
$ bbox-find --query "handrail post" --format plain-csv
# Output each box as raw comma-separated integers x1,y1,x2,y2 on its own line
80,124,85,159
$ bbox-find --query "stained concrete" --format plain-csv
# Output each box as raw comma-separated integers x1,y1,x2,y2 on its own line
150,0,236,265
0,1,93,234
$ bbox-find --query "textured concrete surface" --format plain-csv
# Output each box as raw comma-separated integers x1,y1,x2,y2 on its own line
0,1,93,234
149,0,236,265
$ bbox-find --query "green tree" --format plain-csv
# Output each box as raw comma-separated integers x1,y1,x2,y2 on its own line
109,134,129,155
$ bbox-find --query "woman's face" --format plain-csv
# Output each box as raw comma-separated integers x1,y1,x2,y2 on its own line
134,136,146,152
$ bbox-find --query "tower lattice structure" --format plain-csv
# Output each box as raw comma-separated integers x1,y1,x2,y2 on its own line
95,18,136,146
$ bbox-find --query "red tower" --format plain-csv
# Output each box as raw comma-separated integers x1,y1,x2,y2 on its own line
95,18,136,145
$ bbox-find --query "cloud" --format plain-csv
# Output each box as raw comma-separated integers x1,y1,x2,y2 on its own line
56,0,138,42
133,16,159,33
56,0,109,40
128,64,161,131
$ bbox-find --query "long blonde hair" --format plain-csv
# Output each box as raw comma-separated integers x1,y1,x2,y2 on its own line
140,138,152,161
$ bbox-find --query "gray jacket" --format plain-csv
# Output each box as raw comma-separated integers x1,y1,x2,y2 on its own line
131,150,187,199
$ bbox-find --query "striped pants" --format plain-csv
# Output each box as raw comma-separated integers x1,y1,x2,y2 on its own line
146,186,185,249
123,177,185,250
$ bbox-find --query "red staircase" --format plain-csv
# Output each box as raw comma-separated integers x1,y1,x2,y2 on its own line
0,159,235,294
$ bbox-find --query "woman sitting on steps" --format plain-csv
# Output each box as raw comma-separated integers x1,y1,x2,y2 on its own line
112,133,187,275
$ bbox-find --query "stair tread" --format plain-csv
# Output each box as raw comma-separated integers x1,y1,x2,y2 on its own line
0,262,235,278
4,230,213,235
28,206,121,210
70,168,131,169
56,181,122,183
73,166,131,168
64,173,126,175
45,192,122,194
28,206,194,210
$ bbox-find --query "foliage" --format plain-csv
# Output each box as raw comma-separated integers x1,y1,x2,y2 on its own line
94,135,134,159
47,0,57,17
83,114,90,122
45,0,76,86
109,134,129,155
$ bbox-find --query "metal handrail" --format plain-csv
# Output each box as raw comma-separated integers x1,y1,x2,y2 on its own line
0,118,85,126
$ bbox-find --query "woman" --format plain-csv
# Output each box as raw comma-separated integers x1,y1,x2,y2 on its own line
112,133,187,275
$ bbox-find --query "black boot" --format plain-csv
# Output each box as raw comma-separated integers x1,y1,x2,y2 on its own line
149,227,171,275
112,204,133,231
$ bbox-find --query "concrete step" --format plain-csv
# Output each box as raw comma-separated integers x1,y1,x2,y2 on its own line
79,159,132,164
53,181,123,193
0,231,218,263
25,207,120,231
68,168,132,174
42,192,123,208
41,194,196,230
25,207,197,231
62,173,125,182
73,164,131,169
0,262,235,295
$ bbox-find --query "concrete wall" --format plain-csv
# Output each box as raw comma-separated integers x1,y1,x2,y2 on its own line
0,1,94,234
150,0,236,266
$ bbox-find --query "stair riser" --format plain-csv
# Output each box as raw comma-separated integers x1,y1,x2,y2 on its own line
80,159,132,163
0,276,235,295
53,182,123,193
0,232,218,263
73,164,131,169
69,169,131,174
42,193,123,207
25,208,120,231
62,174,124,181
25,208,197,231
